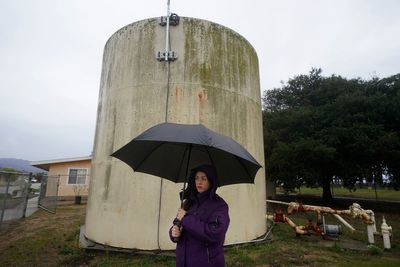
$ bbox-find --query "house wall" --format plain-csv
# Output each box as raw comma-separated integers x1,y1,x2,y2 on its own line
48,160,91,197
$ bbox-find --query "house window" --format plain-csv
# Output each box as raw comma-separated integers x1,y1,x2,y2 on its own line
68,168,87,185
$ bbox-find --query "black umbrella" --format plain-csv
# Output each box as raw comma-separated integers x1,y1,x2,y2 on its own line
111,122,261,188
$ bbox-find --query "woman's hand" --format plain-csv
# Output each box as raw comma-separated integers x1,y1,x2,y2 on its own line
171,225,182,238
176,208,186,221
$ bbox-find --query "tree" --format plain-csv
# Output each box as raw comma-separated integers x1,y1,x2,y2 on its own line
263,69,400,202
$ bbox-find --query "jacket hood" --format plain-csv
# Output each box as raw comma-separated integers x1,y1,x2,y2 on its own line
182,164,219,200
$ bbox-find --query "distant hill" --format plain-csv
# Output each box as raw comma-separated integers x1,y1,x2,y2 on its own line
0,158,46,174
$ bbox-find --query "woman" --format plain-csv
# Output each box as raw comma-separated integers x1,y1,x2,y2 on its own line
169,164,230,267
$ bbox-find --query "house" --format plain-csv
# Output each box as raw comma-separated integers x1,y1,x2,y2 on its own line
31,156,91,199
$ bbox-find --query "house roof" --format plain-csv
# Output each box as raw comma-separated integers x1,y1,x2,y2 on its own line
30,156,92,171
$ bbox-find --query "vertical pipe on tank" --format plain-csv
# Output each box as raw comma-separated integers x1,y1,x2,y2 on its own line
165,0,171,61
158,1,172,249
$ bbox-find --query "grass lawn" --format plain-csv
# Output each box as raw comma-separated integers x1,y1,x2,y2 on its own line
280,186,400,201
0,204,399,266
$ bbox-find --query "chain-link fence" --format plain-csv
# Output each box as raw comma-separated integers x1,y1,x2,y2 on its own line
0,171,62,230
0,171,32,229
38,175,59,213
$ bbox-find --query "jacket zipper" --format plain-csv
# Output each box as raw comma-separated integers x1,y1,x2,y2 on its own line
206,247,210,264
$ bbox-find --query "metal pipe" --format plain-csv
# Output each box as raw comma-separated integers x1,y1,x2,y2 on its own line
165,0,171,61
333,214,355,232
266,214,274,221
266,199,291,206
268,200,374,224
267,199,358,232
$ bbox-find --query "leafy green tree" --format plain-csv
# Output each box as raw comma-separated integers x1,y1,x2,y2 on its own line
263,69,400,202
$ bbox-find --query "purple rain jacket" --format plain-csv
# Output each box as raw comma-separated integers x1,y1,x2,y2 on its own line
169,164,230,267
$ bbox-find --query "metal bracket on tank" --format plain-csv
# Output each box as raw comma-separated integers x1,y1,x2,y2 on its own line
156,51,178,62
159,13,180,26
157,2,179,62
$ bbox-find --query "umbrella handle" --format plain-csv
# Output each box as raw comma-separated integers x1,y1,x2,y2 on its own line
172,218,182,242
181,198,191,210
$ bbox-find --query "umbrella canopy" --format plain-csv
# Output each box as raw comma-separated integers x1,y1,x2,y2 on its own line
111,122,261,186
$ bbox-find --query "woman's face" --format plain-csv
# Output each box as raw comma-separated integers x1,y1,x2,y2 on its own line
195,171,210,193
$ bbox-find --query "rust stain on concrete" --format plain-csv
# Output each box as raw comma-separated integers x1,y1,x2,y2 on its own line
198,89,208,123
174,86,183,102
198,89,208,102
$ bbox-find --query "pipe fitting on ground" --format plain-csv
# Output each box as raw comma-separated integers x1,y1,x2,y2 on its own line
381,216,392,250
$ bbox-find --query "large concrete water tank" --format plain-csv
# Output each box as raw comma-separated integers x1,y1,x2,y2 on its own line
85,17,266,250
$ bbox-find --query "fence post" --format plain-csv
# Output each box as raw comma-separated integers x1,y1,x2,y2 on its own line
38,175,47,207
22,173,32,218
0,173,12,228
54,175,60,213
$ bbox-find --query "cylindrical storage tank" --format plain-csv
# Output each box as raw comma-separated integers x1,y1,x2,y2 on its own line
85,17,266,250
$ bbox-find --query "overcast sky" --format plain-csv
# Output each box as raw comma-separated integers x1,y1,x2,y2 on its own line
0,0,399,161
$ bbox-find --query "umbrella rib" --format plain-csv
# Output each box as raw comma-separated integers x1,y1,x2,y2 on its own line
181,144,192,205
204,146,219,186
174,145,189,183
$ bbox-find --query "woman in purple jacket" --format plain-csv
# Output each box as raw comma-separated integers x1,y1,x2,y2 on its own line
169,164,230,267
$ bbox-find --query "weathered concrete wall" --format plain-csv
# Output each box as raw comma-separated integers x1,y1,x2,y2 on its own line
85,17,266,250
